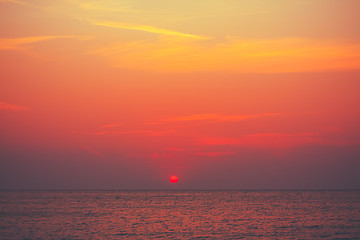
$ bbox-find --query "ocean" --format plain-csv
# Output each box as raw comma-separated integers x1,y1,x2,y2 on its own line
0,191,359,239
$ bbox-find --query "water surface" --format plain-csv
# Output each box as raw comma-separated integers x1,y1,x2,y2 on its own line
1,191,359,239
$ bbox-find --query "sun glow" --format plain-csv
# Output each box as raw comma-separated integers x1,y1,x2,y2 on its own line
170,176,179,183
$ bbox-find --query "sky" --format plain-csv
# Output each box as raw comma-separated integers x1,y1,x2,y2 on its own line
1,0,360,190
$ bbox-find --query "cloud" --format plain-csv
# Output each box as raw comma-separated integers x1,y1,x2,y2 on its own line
196,132,360,148
149,152,169,159
90,21,209,39
0,36,91,51
167,147,185,152
94,129,176,136
198,137,244,146
247,132,317,137
196,133,317,148
0,0,27,4
155,113,279,123
196,151,235,157
90,37,360,73
81,144,101,156
0,101,31,111
102,123,121,128
67,0,135,13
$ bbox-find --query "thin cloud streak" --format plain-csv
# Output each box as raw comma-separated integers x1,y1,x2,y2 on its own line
94,129,176,136
90,37,360,73
248,132,318,137
0,36,92,51
156,113,279,123
168,147,185,152
0,101,31,111
67,0,135,13
81,144,101,156
196,132,360,148
91,21,209,39
0,0,27,4
102,123,121,128
196,151,235,157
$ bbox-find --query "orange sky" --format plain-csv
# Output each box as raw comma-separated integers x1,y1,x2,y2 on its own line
1,0,360,189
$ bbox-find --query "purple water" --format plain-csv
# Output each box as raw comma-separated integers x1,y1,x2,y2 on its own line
1,191,359,239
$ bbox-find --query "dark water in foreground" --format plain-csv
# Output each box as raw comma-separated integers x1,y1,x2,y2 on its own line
0,191,360,239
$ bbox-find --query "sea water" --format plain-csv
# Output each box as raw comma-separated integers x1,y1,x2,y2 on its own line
1,191,359,239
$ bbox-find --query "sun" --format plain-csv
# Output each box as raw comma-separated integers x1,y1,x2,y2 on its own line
169,176,178,183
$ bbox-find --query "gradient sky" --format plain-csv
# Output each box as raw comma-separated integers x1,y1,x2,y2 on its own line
1,0,360,190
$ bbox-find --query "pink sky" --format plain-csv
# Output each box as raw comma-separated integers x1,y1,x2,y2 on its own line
1,0,360,189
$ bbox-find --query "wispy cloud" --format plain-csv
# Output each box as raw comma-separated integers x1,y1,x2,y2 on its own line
196,132,325,148
0,101,31,111
167,147,185,152
247,132,317,137
90,37,360,73
0,0,27,5
81,144,101,156
91,21,209,39
149,152,170,159
0,36,91,51
197,134,360,148
102,123,121,128
94,129,176,136
196,151,235,157
67,0,135,13
198,137,245,146
155,113,279,123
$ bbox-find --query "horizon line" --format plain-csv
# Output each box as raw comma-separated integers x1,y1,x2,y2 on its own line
1,189,359,192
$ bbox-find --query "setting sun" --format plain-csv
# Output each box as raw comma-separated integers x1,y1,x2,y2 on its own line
170,176,179,183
